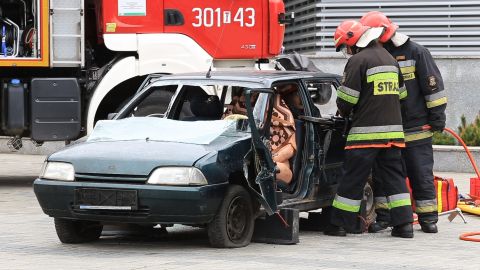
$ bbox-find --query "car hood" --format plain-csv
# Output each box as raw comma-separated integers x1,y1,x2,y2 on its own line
48,140,215,176
48,118,251,177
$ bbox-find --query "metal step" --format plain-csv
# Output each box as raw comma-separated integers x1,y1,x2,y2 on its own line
49,0,84,67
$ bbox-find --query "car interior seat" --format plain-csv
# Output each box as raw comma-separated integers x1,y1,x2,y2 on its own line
185,95,223,121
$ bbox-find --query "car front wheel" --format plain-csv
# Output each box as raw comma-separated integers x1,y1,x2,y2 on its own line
54,218,103,244
207,185,254,248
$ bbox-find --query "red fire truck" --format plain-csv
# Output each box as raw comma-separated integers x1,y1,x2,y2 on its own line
0,0,286,148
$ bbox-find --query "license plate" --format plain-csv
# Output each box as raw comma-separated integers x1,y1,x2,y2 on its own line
75,188,138,210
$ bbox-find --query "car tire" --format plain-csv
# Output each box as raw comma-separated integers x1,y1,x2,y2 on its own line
207,185,254,248
54,218,103,244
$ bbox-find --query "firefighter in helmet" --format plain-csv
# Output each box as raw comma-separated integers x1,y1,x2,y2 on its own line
361,11,447,234
324,20,414,238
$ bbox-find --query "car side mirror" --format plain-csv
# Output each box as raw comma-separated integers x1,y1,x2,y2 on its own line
107,113,118,120
309,83,333,105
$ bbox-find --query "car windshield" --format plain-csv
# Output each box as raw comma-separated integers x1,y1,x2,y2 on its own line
87,118,239,145
118,81,267,121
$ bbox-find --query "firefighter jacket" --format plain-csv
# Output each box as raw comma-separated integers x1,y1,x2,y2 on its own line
337,44,407,149
386,37,447,146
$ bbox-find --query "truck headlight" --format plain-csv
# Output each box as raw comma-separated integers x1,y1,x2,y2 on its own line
147,167,207,186
40,162,75,181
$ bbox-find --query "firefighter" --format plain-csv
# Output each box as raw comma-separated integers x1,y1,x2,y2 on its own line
361,11,447,234
324,20,414,238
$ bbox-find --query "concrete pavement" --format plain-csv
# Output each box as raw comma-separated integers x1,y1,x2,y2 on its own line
1,153,480,270
0,153,45,184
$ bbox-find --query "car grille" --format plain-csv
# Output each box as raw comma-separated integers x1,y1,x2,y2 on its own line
74,173,148,184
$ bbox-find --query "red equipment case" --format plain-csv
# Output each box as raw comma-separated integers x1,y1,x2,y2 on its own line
407,176,458,212
470,178,480,199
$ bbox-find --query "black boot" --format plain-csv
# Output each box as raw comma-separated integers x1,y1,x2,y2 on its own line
420,222,438,233
391,223,414,238
324,224,347,237
368,221,390,233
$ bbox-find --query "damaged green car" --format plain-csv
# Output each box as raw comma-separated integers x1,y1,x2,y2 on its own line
34,71,370,248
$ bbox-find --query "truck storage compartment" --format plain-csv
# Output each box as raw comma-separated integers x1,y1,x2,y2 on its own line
31,78,81,141
0,0,53,67
1,79,28,136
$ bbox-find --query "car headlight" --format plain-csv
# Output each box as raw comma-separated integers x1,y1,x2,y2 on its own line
40,162,75,181
147,167,207,186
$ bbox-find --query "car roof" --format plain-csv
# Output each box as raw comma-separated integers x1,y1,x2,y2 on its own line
156,70,341,88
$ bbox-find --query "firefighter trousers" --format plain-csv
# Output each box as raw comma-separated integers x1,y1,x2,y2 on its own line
331,147,413,232
373,142,438,224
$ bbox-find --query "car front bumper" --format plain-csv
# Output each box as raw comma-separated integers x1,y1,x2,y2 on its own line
33,179,228,225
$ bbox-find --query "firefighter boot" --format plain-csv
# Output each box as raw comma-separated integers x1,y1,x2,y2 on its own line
420,222,438,233
323,224,347,237
391,223,414,238
368,221,390,233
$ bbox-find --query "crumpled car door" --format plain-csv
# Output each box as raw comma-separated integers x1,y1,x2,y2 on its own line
244,89,278,215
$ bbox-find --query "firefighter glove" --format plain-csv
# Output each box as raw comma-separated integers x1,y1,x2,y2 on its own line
429,120,445,132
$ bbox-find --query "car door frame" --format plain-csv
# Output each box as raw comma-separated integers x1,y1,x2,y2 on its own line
300,76,346,196
243,88,279,215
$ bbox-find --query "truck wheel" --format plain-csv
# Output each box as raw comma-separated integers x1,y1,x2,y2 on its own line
207,185,254,248
54,218,103,244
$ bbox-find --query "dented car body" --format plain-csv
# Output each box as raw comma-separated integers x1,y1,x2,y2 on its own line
34,71,352,247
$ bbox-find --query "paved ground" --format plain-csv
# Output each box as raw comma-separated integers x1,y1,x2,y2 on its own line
1,153,480,270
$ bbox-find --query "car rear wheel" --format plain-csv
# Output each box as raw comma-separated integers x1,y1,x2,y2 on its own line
54,218,103,244
207,185,254,248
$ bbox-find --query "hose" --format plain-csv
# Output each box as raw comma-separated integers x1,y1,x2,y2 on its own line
438,127,480,242
459,232,480,242
443,127,480,179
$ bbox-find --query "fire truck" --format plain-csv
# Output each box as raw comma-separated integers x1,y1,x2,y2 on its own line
0,0,286,149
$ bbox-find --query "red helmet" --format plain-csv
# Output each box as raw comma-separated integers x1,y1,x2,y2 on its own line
333,20,370,51
360,11,398,43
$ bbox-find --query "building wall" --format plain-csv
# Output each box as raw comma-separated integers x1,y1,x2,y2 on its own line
309,56,480,130
284,0,480,56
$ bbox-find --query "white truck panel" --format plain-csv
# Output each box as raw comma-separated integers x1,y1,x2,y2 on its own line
86,33,213,133
103,34,138,51
86,56,138,134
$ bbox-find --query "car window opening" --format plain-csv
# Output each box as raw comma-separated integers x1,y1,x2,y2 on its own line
132,85,178,118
